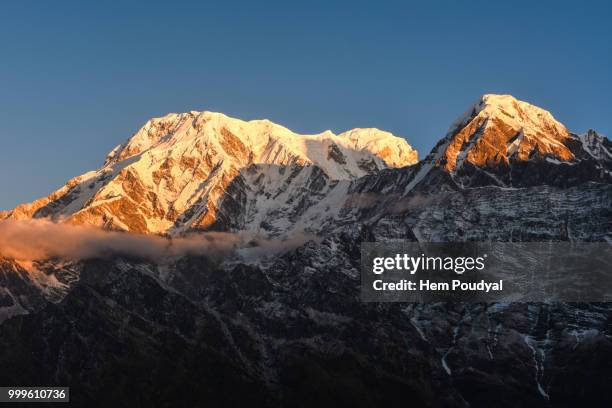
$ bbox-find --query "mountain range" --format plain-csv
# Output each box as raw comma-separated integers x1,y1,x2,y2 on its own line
0,113,417,235
0,94,611,407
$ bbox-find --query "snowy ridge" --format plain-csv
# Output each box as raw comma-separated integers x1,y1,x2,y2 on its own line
2,110,417,235
580,129,612,161
389,94,612,192
105,111,417,175
2,95,609,234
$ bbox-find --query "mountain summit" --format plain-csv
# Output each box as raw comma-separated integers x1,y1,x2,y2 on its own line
1,111,417,234
441,94,573,171
417,94,611,188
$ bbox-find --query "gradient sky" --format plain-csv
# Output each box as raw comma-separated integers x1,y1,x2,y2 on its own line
1,0,610,210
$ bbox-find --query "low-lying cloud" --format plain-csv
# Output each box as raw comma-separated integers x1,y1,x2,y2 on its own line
0,219,244,261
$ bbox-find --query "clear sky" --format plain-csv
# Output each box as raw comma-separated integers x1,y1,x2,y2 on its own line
1,0,610,210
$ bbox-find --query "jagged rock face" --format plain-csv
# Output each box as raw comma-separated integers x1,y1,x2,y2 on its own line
1,225,611,407
0,111,417,234
441,94,573,171
580,128,612,162
0,258,79,323
423,94,612,187
0,255,467,408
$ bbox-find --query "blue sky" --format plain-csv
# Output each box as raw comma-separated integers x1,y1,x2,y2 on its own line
1,0,610,209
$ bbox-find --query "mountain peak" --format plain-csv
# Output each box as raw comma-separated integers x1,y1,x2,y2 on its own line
450,94,567,136
394,93,612,189
437,94,573,174
4,110,418,234
105,110,417,169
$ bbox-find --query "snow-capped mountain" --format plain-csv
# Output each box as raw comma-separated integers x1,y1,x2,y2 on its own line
0,94,611,407
2,95,609,237
210,94,612,239
408,94,612,188
0,111,417,235
441,94,574,170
